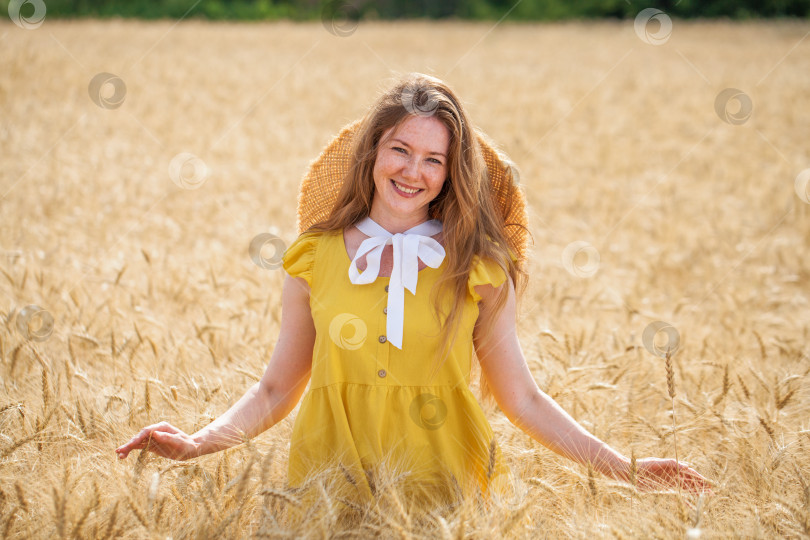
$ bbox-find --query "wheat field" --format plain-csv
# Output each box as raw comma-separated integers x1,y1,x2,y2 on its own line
1,15,809,539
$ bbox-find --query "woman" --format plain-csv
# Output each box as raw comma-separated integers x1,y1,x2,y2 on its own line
116,72,711,508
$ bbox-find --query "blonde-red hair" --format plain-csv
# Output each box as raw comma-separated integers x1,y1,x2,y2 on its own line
306,72,529,404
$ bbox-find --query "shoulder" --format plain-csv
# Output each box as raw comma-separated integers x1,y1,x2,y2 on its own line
281,229,341,287
467,254,509,303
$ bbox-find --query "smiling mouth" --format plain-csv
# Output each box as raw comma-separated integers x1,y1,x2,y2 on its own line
391,179,423,195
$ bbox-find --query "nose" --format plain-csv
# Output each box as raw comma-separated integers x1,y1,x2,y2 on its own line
401,155,419,182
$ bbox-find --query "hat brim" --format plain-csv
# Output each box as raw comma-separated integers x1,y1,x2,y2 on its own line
296,118,530,266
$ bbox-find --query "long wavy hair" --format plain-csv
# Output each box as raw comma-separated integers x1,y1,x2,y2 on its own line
306,72,528,405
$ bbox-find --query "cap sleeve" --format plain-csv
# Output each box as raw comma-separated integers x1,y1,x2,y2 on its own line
281,232,320,287
468,250,516,303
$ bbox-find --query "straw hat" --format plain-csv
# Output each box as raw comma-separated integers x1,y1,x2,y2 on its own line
295,118,531,266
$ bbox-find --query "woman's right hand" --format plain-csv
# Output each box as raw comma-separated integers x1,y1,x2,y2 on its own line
116,421,201,461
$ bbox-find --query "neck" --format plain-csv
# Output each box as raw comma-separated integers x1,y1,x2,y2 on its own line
367,207,432,234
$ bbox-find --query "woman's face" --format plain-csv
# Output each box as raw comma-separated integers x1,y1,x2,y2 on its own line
370,114,450,225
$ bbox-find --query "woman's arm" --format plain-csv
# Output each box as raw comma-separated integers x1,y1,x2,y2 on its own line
190,273,315,455
116,274,315,460
472,276,711,492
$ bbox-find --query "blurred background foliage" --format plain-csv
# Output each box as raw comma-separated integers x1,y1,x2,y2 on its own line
2,0,809,21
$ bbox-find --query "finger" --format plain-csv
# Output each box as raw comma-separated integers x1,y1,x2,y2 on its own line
151,421,181,435
118,423,179,452
680,472,714,493
116,437,150,455
636,468,684,492
676,465,711,483
140,431,170,458
117,435,148,451
117,432,161,458
122,433,170,459
116,432,165,460
668,467,713,494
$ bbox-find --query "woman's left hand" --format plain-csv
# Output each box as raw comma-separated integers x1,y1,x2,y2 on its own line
633,457,713,494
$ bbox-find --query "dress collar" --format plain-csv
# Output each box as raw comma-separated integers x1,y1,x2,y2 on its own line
347,216,445,349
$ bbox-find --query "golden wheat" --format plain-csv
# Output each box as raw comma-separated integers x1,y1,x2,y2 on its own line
1,16,809,539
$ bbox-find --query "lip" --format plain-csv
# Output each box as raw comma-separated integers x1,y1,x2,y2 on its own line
390,179,423,197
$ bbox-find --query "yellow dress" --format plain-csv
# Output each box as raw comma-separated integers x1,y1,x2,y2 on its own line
280,228,514,508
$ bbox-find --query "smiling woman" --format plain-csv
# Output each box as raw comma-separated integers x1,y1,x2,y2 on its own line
370,116,450,223
115,71,712,512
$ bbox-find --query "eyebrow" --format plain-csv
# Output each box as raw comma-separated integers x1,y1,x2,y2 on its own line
390,138,447,158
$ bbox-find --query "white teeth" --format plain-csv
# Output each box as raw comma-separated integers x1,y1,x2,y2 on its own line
393,180,421,194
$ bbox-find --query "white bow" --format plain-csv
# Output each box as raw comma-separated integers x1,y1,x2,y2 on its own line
348,216,445,349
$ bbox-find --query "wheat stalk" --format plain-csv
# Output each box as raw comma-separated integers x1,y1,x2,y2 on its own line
14,483,28,515
587,461,598,500
126,495,148,530
665,346,682,499
487,438,496,482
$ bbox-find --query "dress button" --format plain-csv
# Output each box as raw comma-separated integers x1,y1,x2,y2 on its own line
383,307,387,314
378,335,387,343
378,369,387,378
384,285,389,292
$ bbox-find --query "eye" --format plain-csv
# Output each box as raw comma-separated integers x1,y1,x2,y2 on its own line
392,146,407,153
428,157,443,165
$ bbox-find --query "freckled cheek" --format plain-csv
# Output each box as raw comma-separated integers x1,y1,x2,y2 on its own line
374,155,401,178
372,160,389,184
427,173,446,194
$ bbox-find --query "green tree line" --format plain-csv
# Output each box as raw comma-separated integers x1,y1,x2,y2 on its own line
4,0,809,21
